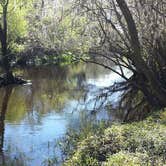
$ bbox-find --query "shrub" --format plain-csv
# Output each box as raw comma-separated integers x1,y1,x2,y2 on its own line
63,110,166,166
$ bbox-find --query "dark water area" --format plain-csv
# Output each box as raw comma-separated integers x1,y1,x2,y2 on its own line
0,63,129,166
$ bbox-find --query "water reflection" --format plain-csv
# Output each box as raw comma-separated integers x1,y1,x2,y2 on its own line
0,63,117,166
0,87,13,165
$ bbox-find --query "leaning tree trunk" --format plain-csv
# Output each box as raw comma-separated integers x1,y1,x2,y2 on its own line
116,0,166,107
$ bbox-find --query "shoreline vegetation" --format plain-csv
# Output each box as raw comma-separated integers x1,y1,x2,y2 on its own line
62,109,166,166
0,51,76,87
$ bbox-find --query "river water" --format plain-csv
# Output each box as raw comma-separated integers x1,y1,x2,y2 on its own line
0,63,127,166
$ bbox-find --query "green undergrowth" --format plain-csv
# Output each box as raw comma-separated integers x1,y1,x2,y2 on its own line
63,110,166,166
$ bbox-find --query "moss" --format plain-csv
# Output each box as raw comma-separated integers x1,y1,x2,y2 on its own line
63,110,166,166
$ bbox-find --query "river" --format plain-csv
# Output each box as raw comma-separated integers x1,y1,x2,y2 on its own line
0,63,128,166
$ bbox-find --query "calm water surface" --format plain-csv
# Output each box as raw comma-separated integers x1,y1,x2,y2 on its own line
0,63,125,166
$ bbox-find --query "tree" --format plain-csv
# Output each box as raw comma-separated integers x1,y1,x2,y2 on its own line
74,0,166,115
27,0,93,56
0,0,31,84
0,0,12,81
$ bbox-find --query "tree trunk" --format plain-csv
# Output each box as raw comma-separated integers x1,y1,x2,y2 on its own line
116,0,166,106
0,0,14,82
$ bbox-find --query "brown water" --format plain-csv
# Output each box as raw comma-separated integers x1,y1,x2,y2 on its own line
0,63,125,166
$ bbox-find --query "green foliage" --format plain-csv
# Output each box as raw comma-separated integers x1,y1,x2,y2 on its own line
59,52,79,66
64,156,99,166
28,1,94,55
0,0,93,65
105,151,149,166
63,110,166,166
8,4,27,50
0,0,33,53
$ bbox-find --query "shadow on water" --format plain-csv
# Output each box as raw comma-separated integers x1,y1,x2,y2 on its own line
0,87,13,165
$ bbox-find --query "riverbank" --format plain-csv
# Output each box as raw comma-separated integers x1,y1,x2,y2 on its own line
63,109,166,166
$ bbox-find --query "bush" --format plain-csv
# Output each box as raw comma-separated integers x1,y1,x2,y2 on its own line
63,110,166,166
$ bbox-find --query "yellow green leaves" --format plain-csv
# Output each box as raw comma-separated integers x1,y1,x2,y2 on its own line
64,110,166,166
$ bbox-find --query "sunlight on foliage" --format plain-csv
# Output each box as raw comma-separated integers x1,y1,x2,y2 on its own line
63,110,166,166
